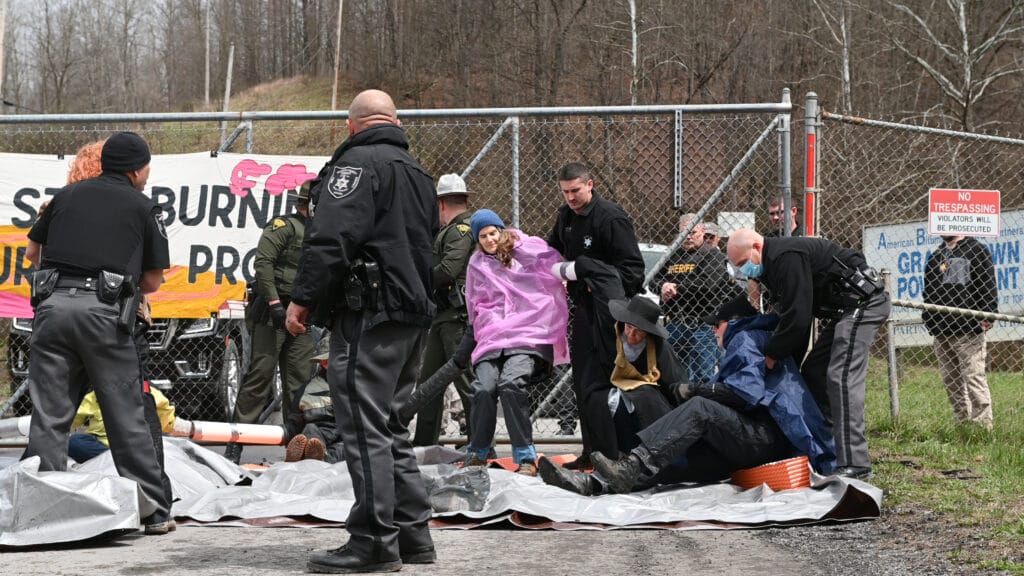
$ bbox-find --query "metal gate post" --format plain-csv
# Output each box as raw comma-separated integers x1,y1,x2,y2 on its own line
512,116,521,228
778,88,793,236
882,269,900,420
673,110,683,209
804,92,819,237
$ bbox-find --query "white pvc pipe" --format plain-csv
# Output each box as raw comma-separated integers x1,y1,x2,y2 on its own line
0,415,31,438
189,421,285,445
0,415,284,445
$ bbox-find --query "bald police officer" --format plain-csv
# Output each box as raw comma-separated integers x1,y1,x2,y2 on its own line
22,131,173,533
286,89,437,573
226,184,316,463
726,229,890,479
412,173,475,446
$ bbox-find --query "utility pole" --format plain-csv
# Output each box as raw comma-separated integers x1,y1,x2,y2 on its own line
205,0,211,108
330,0,344,111
220,43,234,143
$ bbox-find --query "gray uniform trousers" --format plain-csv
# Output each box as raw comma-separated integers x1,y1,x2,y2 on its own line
22,289,167,519
801,290,892,468
328,310,434,563
469,353,539,452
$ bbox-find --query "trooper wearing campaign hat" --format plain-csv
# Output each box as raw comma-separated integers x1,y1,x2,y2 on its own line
412,173,477,446
225,180,316,463
22,131,175,534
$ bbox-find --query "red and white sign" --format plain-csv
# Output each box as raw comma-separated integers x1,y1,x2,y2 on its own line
927,188,1000,237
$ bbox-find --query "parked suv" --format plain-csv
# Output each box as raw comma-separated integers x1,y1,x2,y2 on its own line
5,313,246,422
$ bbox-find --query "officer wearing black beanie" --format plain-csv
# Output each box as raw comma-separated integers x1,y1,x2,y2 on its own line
101,131,152,174
22,130,174,535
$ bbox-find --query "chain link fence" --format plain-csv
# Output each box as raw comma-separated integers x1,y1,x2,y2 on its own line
0,103,791,444
819,111,1024,430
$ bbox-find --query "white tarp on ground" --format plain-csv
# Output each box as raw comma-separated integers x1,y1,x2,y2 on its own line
0,457,141,546
0,439,882,547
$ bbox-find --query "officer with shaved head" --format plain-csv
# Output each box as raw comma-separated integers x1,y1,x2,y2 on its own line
726,229,890,480
286,89,438,572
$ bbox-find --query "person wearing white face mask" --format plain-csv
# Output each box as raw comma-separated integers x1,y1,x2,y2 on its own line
725,229,891,480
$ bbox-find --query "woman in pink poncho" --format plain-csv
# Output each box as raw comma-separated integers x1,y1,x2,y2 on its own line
461,209,569,476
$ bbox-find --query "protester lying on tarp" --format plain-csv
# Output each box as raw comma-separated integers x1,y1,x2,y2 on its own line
285,335,344,463
538,301,836,496
70,386,176,464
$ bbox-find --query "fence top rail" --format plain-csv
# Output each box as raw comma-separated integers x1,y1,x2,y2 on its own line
822,111,1024,146
0,103,791,125
889,298,1024,324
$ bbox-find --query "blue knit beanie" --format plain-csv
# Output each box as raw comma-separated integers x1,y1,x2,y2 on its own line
470,209,505,241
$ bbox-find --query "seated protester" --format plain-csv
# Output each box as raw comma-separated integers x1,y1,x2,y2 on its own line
605,296,681,453
286,335,344,463
462,210,570,476
69,386,176,464
538,300,836,495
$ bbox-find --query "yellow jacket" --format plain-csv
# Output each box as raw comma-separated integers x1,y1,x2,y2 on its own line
72,388,176,447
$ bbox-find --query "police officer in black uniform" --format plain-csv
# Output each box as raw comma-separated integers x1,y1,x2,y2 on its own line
286,89,438,573
547,162,646,464
726,228,891,479
22,131,173,533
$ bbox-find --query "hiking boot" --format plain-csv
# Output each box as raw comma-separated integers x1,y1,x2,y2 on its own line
142,512,177,535
304,437,327,461
462,452,488,467
308,544,401,574
516,461,538,477
562,453,592,471
285,434,308,462
224,442,243,465
537,456,594,496
591,452,644,494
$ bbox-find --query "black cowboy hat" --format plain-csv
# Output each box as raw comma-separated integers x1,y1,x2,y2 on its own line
608,296,669,340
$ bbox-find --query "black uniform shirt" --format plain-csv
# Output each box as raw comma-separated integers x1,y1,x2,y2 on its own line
759,236,865,361
29,172,169,279
547,193,645,300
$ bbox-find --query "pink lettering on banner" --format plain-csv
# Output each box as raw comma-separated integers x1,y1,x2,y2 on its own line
265,164,317,196
230,159,273,197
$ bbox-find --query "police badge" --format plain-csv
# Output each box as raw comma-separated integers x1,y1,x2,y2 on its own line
328,165,363,199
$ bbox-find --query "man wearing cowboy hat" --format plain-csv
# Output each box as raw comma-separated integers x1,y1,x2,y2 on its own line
412,173,476,446
605,296,683,438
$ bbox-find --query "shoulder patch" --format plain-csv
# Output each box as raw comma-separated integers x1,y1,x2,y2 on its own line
327,165,363,199
456,224,471,236
154,212,168,239
272,218,287,230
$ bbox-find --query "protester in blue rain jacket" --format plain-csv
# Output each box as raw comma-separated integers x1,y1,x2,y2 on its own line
716,313,836,474
538,301,836,495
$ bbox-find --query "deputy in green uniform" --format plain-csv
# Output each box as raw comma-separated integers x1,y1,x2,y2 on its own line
225,183,316,463
412,173,476,446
